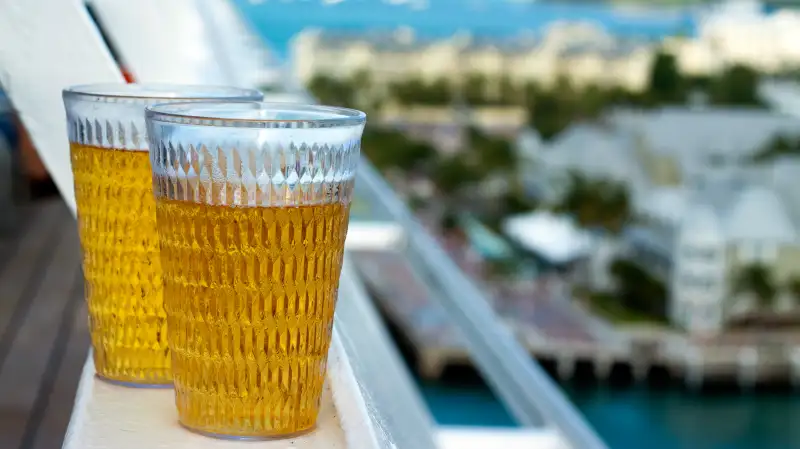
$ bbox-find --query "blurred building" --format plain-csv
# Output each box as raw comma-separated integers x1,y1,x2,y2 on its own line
667,1,800,75
291,23,656,92
517,107,800,336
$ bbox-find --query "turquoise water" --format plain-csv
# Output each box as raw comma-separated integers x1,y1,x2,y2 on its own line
418,380,800,449
568,387,800,449
237,0,697,58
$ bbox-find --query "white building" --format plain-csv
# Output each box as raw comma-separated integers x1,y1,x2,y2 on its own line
668,0,800,76
293,2,800,97
517,107,800,335
291,25,656,93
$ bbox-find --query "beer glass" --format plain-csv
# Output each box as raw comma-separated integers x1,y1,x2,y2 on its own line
145,101,365,438
62,84,263,387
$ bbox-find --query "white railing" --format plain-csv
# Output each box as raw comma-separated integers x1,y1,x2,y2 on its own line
357,162,608,449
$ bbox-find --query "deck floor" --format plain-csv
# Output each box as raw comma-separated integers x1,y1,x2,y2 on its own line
0,198,89,449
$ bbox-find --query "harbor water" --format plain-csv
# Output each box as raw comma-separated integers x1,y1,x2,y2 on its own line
419,379,800,449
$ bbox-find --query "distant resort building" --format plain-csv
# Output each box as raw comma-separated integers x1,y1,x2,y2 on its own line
516,106,800,336
291,23,657,92
290,1,800,95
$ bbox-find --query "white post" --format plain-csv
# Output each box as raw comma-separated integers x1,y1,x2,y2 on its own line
737,346,759,389
789,347,800,388
685,346,704,390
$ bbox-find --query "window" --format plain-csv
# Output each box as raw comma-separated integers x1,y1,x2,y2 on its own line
681,273,716,293
682,245,717,262
738,240,778,263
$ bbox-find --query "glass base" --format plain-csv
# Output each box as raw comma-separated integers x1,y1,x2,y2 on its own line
95,373,173,389
179,422,317,441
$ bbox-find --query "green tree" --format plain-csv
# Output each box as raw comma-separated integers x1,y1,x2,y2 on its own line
440,210,459,231
432,156,482,194
609,258,668,319
389,78,454,106
555,172,631,233
751,135,800,163
361,128,436,172
501,191,537,216
498,76,519,105
787,277,800,303
710,65,761,106
485,257,522,280
463,73,488,105
427,79,454,105
469,128,516,173
527,89,573,140
307,74,356,108
648,51,684,103
576,85,610,119
733,264,776,308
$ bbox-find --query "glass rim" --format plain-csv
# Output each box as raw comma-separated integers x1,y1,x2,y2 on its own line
62,83,263,102
145,101,367,129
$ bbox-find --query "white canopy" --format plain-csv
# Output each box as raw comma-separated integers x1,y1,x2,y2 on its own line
502,211,592,264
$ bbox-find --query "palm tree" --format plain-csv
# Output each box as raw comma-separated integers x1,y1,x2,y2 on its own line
733,264,776,309
786,277,800,304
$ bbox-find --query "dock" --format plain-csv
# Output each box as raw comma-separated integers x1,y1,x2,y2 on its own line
351,248,800,389
0,198,89,449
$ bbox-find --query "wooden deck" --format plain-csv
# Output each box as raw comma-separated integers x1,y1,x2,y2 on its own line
0,198,88,449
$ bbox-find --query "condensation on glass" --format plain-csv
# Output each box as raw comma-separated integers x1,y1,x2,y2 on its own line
62,84,263,388
145,101,366,439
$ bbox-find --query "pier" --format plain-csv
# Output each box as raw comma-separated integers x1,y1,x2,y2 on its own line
352,248,800,389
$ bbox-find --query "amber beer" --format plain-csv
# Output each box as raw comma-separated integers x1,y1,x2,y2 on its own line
156,188,352,436
146,101,365,438
63,84,264,387
71,143,169,384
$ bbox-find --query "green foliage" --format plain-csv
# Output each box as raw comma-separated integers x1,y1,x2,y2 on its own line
460,74,521,106
554,172,631,233
751,135,800,163
485,256,523,279
360,128,436,172
649,51,685,104
389,78,454,106
525,80,651,141
500,190,537,216
498,76,520,105
407,194,428,212
421,127,517,196
431,155,483,194
464,73,488,105
788,277,800,302
440,210,459,231
527,87,574,141
709,65,761,106
733,264,777,308
468,127,516,172
609,258,668,320
586,290,668,325
307,74,357,108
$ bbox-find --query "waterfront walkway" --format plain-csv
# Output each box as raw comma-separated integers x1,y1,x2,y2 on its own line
0,198,88,449
351,248,611,378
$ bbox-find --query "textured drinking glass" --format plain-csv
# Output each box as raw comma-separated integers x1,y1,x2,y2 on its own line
63,84,263,387
145,101,366,438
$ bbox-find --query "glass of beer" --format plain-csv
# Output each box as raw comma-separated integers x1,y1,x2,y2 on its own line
62,84,263,387
145,101,365,438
